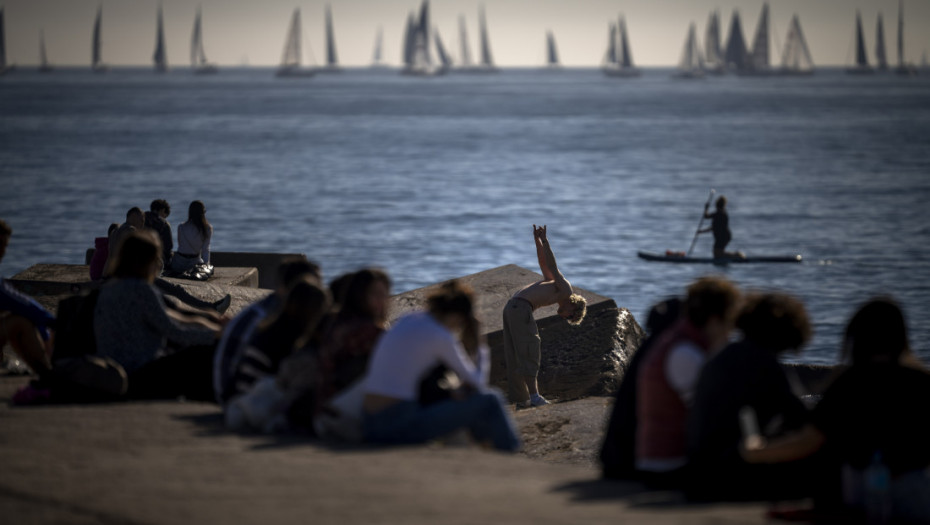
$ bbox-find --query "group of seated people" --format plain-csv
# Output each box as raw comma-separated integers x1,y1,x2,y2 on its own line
599,275,930,521
1,216,520,452
3,215,928,518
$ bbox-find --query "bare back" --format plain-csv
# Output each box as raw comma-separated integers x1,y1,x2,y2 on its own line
514,277,572,310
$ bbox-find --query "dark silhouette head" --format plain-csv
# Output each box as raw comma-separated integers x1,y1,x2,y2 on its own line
107,223,120,236
112,230,162,281
261,278,331,351
646,297,683,336
843,297,909,365
186,200,211,236
685,276,740,328
328,272,356,310
126,207,144,229
737,292,812,354
150,199,170,217
715,195,727,211
340,268,392,324
275,257,322,294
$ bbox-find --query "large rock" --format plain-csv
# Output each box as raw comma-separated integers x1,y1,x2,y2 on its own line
389,265,644,403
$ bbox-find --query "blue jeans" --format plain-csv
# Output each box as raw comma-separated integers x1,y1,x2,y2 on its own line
363,390,521,452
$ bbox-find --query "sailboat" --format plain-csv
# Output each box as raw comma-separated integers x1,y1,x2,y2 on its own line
894,0,917,75
476,5,497,73
703,11,724,74
846,11,873,74
317,4,341,73
92,5,107,73
371,26,388,68
875,13,889,71
742,2,771,75
602,16,639,77
38,30,52,73
277,9,315,77
778,15,814,75
401,0,443,76
674,23,704,79
457,15,473,70
153,5,168,73
191,7,217,74
544,30,560,69
723,10,749,72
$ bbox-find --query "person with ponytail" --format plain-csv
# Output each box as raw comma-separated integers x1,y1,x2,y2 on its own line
170,200,213,274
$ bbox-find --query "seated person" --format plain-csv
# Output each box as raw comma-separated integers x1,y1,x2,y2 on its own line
0,219,55,376
688,292,814,501
144,199,173,269
170,200,212,274
94,230,220,400
635,276,740,487
742,297,930,522
362,280,520,452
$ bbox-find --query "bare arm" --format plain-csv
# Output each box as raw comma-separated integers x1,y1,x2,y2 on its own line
740,424,826,464
537,226,571,296
533,225,555,281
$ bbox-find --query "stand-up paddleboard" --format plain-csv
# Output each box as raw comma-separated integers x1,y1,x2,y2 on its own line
638,251,802,264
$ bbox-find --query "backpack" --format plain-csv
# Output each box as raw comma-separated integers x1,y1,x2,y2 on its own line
53,289,100,362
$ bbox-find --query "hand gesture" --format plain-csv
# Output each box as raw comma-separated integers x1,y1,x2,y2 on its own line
536,224,548,243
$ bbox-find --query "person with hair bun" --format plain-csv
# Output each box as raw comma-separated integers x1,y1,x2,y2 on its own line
362,280,520,452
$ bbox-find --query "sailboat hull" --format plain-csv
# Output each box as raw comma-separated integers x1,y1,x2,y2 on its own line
602,66,640,78
194,65,219,75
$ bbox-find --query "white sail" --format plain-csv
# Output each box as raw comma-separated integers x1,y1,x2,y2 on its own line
92,6,106,72
780,15,814,74
875,13,888,70
458,15,472,67
676,23,704,78
153,5,168,72
546,31,559,67
704,11,723,73
748,2,769,71
277,9,313,77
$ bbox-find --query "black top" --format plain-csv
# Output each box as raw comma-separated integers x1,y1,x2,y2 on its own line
144,211,173,265
710,211,730,241
813,363,930,476
688,340,808,469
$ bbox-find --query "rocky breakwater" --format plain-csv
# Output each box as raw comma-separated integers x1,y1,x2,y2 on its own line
389,265,645,403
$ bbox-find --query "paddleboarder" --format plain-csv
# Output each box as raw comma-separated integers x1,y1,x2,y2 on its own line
698,196,741,259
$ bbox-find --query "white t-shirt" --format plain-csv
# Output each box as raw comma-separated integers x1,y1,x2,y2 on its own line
665,340,707,406
363,312,489,401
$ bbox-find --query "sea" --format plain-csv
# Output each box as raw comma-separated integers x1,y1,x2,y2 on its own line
1,67,929,366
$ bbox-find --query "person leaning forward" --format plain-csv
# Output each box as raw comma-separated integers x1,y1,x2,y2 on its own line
502,225,586,408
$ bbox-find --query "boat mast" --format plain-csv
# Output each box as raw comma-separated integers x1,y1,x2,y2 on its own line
781,15,813,72
854,11,869,68
191,7,202,67
458,15,472,67
325,4,338,68
92,6,103,69
546,31,559,66
0,8,6,70
434,28,452,69
618,16,633,68
39,30,48,68
704,11,722,70
897,0,904,68
605,23,617,65
724,10,748,71
875,13,887,70
372,26,383,65
153,5,168,71
478,5,494,67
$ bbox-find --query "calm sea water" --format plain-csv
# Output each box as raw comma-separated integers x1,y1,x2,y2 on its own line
1,67,929,365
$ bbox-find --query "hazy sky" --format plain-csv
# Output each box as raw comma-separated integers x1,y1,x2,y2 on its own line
3,0,929,67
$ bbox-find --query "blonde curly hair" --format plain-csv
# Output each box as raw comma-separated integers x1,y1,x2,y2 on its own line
565,293,587,326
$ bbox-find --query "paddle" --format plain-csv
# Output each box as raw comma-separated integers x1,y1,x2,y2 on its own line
687,189,715,257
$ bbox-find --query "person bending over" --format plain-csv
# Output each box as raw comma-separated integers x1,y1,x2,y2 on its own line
502,225,586,407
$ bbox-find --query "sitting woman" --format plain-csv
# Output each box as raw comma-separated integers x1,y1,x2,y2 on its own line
362,280,521,452
317,269,391,404
170,200,212,275
742,297,930,521
94,230,220,400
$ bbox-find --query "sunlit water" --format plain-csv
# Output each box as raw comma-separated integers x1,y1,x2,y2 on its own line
2,67,929,365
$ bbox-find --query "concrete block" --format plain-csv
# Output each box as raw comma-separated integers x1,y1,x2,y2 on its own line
388,265,644,403
205,252,307,289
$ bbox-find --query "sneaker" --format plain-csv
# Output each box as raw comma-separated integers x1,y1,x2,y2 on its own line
214,294,232,314
530,394,550,407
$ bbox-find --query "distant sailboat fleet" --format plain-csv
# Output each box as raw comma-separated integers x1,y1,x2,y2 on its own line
0,1,925,78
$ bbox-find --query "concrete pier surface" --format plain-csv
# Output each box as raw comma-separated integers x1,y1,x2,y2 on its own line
0,375,778,525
